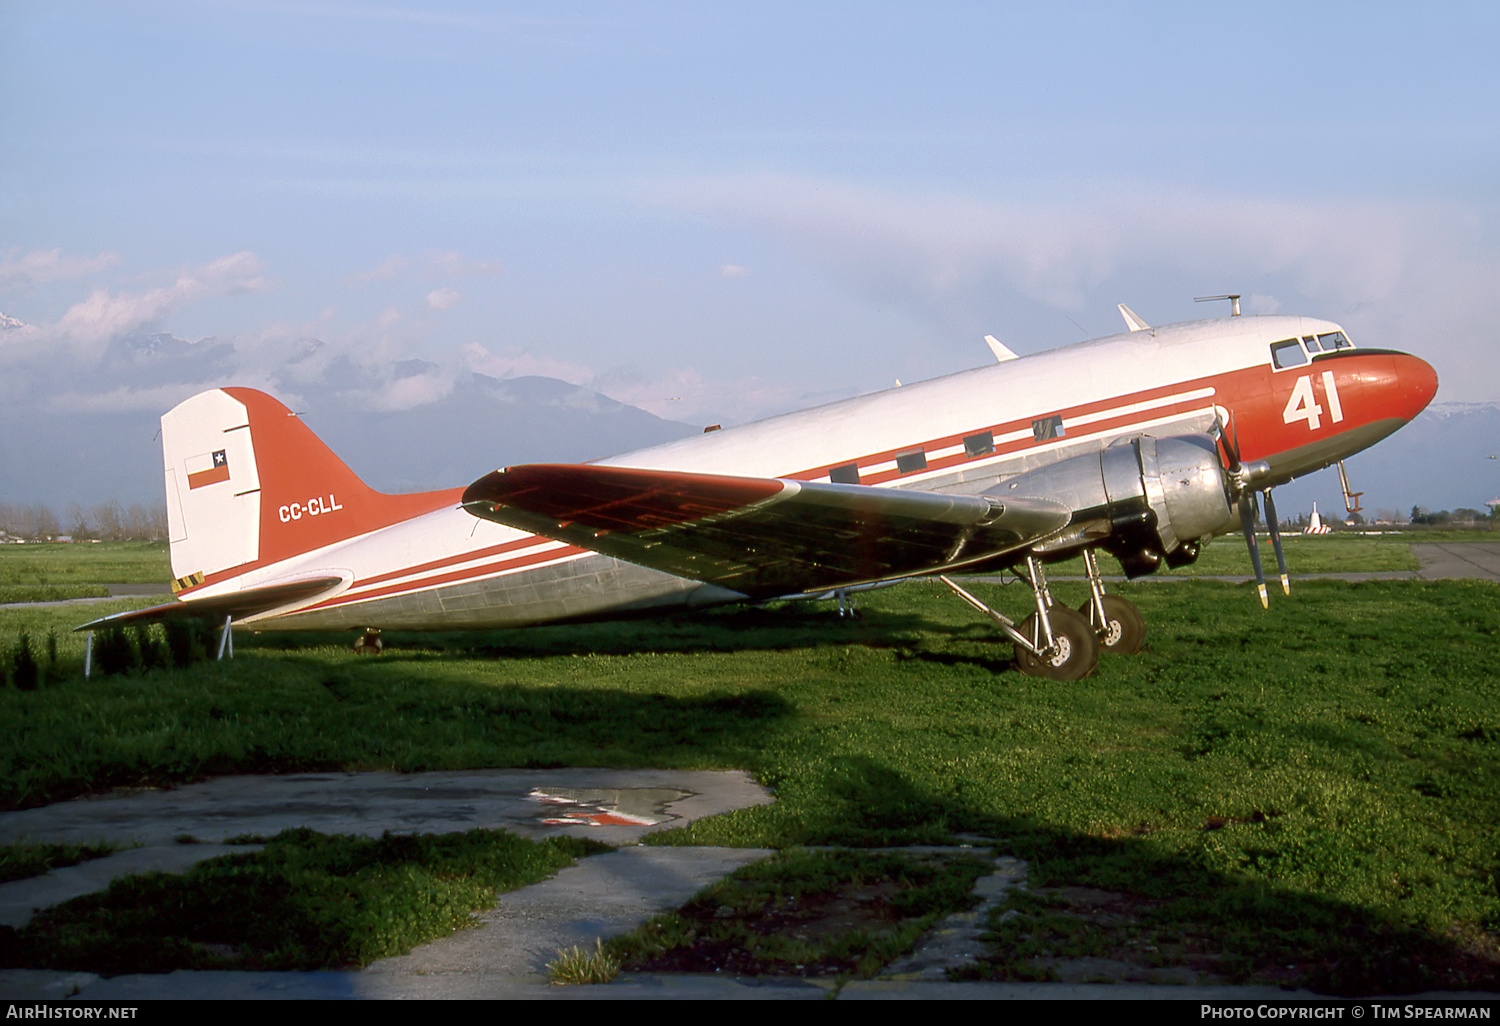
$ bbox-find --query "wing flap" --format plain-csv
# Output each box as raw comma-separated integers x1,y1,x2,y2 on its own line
74,576,345,633
462,464,1070,598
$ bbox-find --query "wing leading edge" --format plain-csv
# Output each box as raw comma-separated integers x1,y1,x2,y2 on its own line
461,464,1071,599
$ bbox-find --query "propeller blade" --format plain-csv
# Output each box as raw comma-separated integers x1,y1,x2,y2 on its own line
1262,488,1290,595
1240,497,1268,609
1221,409,1272,608
1213,409,1242,472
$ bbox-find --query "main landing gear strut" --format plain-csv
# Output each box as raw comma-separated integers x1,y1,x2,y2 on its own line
939,550,1144,681
1078,549,1146,655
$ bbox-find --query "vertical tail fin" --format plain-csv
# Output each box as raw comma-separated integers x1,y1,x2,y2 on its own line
161,388,459,588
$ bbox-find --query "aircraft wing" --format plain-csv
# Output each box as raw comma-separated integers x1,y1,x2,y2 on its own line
461,464,1070,599
74,576,346,633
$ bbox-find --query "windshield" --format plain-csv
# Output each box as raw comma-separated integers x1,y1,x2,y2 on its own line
1271,330,1354,369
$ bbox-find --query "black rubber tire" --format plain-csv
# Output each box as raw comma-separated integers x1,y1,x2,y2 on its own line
1014,606,1100,680
1079,594,1146,655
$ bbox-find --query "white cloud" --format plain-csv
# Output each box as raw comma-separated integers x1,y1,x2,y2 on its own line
1244,294,1282,315
337,368,452,413
0,248,119,287
461,342,595,387
425,286,462,310
720,264,748,278
49,252,268,353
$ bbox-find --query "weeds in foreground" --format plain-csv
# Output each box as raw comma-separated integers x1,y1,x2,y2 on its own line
547,940,621,985
8,631,40,690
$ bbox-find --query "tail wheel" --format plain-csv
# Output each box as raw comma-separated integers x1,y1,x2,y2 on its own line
1015,606,1099,681
1079,594,1146,655
354,630,384,655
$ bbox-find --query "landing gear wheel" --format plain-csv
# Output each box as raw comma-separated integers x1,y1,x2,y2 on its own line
1015,606,1099,681
1079,594,1146,655
354,630,384,655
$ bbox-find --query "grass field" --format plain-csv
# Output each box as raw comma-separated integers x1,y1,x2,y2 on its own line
1,538,1497,990
0,542,168,605
0,542,169,588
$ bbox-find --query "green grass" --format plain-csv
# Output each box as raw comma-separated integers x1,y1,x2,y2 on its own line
1039,532,1423,578
1,538,1497,990
1166,532,1421,575
0,542,170,589
0,828,610,975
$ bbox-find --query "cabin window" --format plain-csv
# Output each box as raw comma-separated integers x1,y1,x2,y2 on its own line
896,450,927,474
1031,415,1065,442
964,431,995,457
829,463,861,485
1270,339,1308,369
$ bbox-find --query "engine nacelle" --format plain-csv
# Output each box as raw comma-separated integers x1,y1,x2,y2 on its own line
986,434,1232,576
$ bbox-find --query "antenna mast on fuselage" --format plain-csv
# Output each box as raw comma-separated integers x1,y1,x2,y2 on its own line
1194,294,1242,316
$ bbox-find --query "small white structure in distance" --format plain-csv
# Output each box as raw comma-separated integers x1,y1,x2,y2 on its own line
1305,502,1332,535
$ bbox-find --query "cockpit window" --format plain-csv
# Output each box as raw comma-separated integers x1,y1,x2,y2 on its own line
1302,335,1321,353
1317,330,1352,350
1270,339,1308,369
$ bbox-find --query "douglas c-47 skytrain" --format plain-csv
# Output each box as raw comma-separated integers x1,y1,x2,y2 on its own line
79,301,1438,680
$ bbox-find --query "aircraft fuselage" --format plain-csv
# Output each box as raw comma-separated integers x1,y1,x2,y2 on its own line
164,313,1437,633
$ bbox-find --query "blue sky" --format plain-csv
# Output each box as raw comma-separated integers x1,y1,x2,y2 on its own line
2,1,1497,437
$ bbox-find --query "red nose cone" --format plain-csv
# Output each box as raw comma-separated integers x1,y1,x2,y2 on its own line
1390,352,1439,422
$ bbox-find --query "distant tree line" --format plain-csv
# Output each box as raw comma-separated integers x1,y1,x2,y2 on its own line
1408,505,1498,526
0,501,168,542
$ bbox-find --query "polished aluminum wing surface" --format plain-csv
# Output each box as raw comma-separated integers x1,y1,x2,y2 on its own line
462,464,1071,599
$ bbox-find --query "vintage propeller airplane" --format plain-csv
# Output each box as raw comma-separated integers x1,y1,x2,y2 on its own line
78,300,1437,680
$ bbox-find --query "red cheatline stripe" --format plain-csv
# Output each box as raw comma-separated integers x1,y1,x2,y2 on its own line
858,398,1213,486
178,518,560,599
351,534,555,590
787,374,1232,483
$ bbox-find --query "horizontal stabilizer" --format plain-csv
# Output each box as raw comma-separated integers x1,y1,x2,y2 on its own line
461,464,1070,599
74,576,345,633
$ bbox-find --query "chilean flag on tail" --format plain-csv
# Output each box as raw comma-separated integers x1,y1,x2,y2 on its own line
187,449,230,489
